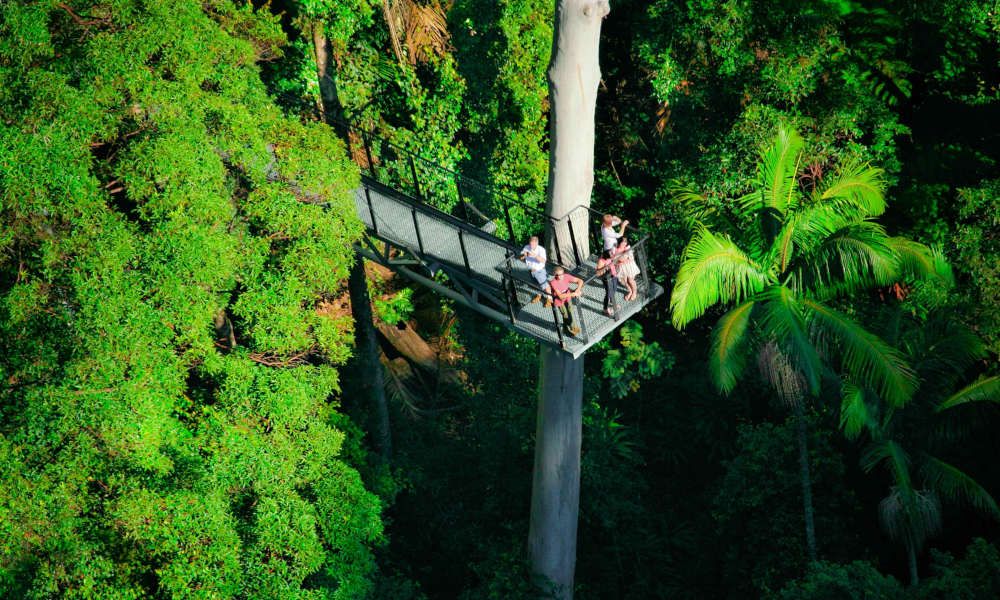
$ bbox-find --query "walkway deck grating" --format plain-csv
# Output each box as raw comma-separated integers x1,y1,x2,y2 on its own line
351,177,663,358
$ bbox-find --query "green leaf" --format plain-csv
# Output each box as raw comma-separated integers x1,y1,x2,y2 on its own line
671,227,768,328
801,299,917,406
708,300,755,394
818,160,887,217
792,223,900,297
756,126,804,215
921,457,1000,520
937,376,1000,411
759,287,822,396
840,382,876,440
887,238,954,287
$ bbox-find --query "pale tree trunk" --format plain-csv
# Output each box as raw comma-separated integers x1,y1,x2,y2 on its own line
529,348,583,598
312,20,391,458
544,0,609,268
528,2,609,598
793,401,817,563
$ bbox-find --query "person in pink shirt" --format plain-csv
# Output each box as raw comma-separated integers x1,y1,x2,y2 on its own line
549,266,584,337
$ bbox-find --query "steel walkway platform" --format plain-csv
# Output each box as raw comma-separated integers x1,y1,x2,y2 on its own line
349,172,663,358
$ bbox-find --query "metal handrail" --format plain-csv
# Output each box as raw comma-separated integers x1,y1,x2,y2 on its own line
335,119,652,266
339,118,660,348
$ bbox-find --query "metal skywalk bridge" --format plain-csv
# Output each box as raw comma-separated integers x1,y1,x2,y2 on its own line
337,123,663,358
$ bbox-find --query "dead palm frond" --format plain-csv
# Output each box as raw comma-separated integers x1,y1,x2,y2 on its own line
382,0,451,66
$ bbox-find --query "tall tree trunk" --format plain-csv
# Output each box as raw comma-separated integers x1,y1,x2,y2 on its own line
349,260,392,458
528,2,608,598
528,346,583,598
907,542,919,587
544,0,609,267
794,401,817,563
311,20,391,458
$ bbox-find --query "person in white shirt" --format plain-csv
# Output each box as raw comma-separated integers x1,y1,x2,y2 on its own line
519,235,552,306
601,214,629,251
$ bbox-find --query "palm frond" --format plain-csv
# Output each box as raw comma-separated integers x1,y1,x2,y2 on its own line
817,160,887,217
862,440,912,486
709,301,756,394
796,223,900,298
907,315,986,386
671,228,768,328
669,182,726,231
769,203,852,274
840,382,877,440
757,126,804,215
801,299,917,406
921,456,1000,520
759,287,822,396
937,376,1000,411
887,238,954,286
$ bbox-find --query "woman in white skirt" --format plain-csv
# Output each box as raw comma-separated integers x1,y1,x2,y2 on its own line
615,236,640,301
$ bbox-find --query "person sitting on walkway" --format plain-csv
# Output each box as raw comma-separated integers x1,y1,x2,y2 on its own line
596,249,620,317
615,236,640,301
550,266,584,337
519,235,551,307
601,213,629,251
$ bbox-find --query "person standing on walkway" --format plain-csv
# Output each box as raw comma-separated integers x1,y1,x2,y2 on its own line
549,266,584,337
601,213,629,251
595,249,619,316
520,235,552,306
615,236,640,301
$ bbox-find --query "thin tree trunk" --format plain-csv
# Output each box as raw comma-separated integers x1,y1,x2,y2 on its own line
528,2,608,598
528,346,583,599
794,401,817,563
907,542,919,586
312,20,391,458
310,21,342,121
349,260,392,459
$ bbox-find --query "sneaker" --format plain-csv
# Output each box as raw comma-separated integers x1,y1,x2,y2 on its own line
543,299,552,308
567,325,581,336
605,308,614,316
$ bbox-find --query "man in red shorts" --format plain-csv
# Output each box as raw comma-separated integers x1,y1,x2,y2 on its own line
549,266,584,337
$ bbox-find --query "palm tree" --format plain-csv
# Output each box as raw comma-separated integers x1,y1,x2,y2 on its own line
842,311,1000,586
670,126,949,562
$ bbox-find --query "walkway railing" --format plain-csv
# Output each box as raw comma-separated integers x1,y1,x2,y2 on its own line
497,236,654,349
334,120,649,264
337,119,660,352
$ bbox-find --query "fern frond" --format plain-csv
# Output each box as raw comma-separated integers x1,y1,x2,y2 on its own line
818,161,887,217
791,223,899,298
671,227,768,328
921,456,1000,520
937,376,1000,411
769,203,852,273
802,299,917,406
840,382,877,440
709,301,756,394
757,126,804,215
759,287,822,396
887,238,954,286
668,182,730,232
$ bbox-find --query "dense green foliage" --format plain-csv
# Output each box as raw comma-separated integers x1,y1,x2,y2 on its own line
2,0,999,598
1,2,380,597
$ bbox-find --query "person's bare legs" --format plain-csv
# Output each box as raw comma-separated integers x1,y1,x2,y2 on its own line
626,276,637,301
